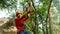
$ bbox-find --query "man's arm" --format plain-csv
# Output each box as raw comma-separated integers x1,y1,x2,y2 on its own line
20,11,30,21
20,7,33,21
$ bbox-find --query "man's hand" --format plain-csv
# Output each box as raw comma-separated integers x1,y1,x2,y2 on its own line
28,14,30,17
25,7,33,13
28,8,33,13
17,29,20,33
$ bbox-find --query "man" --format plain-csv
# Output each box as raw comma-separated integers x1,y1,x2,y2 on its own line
15,8,32,34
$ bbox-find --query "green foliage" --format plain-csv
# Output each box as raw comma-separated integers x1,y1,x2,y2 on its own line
0,0,17,9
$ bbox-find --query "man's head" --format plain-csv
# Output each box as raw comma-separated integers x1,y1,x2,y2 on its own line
16,10,22,18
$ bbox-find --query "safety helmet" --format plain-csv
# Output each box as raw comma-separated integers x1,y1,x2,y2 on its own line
16,10,22,14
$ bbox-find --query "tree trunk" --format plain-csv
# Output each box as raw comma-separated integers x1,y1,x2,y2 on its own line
46,16,49,34
47,0,54,34
49,11,54,34
39,12,46,34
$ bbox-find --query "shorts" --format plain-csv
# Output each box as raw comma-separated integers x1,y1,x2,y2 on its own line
18,30,30,34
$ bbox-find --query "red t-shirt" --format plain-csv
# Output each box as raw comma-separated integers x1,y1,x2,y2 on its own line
15,14,29,34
